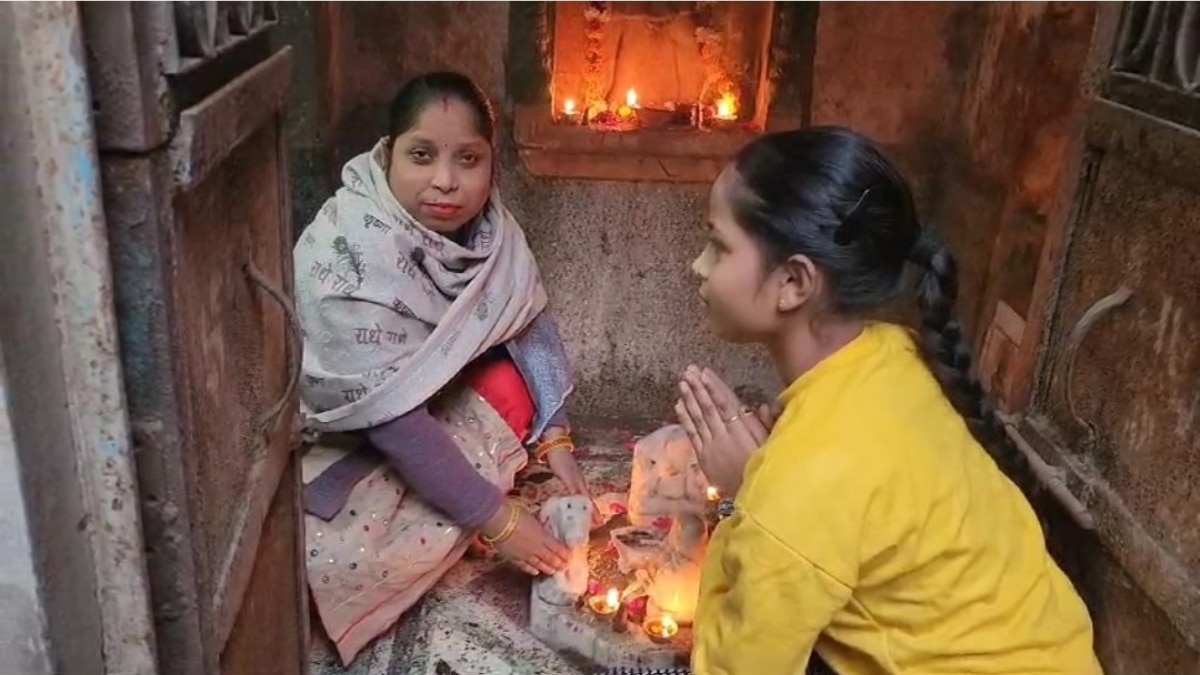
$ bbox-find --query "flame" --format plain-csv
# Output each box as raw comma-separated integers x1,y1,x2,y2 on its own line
626,88,639,108
659,614,679,636
563,98,577,115
715,93,738,120
606,588,620,609
706,486,720,502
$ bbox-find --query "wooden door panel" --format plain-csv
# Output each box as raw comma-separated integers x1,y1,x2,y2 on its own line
169,47,299,662
173,119,294,649
1018,2,1200,661
1037,131,1200,568
86,4,304,673
221,459,306,675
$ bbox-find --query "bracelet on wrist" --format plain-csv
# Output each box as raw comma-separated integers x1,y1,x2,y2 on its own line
533,436,575,464
481,502,520,546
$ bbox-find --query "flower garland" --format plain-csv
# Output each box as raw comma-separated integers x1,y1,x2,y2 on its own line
694,1,743,110
583,1,610,114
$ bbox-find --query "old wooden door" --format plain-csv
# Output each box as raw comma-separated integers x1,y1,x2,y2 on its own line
1000,3,1200,672
83,3,307,674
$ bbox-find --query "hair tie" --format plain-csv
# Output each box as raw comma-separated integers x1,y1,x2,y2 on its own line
908,227,941,268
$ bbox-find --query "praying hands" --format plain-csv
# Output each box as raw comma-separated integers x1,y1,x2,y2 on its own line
675,365,775,498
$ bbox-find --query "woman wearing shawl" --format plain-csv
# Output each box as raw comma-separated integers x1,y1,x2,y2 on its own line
294,72,590,664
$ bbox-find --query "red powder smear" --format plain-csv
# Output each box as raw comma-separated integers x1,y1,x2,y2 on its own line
610,503,627,515
420,538,426,546
652,516,673,530
440,96,450,112
587,579,602,595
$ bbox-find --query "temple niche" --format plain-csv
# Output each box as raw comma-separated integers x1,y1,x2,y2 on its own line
550,1,769,129
510,1,814,183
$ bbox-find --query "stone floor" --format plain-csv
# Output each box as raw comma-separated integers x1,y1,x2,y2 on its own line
308,421,677,675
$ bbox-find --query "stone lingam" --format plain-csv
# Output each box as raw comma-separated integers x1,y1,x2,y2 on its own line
529,425,712,669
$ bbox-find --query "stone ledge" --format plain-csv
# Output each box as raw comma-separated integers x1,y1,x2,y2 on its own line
512,104,759,184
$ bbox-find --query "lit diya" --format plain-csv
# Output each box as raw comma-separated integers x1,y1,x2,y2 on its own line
587,587,621,616
714,92,738,120
561,97,583,124
643,614,679,643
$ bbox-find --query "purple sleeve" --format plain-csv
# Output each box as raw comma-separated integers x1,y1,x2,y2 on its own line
365,407,504,530
546,405,569,431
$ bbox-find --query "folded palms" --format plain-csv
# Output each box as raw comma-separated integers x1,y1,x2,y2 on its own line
674,366,772,498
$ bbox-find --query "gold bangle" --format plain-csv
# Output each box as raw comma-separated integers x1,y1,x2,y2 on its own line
481,502,520,546
534,436,575,463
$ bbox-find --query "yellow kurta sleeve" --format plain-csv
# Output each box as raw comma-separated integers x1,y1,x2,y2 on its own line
694,323,1102,674
692,511,853,675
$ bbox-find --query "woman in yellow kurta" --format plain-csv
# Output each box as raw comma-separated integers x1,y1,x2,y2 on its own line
669,127,1104,675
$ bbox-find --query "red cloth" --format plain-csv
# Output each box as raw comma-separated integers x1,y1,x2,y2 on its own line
464,354,535,442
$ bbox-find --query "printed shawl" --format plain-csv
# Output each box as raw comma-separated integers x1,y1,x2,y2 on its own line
294,139,547,432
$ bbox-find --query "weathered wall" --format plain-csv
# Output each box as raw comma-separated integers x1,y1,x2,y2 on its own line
806,1,989,330
0,5,106,672
0,16,54,673
810,2,981,206
0,351,53,675
945,3,1099,405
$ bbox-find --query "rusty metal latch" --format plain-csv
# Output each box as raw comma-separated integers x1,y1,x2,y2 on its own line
243,261,302,439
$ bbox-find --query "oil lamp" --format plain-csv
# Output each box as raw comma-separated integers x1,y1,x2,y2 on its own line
714,92,738,120
561,97,582,124
643,614,679,643
587,587,621,616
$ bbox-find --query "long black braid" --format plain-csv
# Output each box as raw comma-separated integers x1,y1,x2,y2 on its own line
727,126,1029,484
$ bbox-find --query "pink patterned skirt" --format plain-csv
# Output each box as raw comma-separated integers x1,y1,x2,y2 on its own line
305,357,536,665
